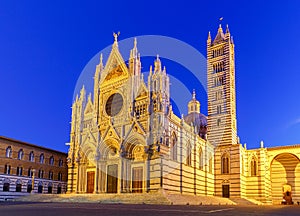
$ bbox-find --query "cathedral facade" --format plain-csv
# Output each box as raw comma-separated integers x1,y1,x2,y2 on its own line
67,26,300,204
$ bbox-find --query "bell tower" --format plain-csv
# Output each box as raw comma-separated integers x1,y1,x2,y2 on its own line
208,24,245,198
207,24,237,146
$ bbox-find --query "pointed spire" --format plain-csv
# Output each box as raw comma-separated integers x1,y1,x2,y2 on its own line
207,31,211,46
226,24,230,34
130,37,139,59
88,93,92,101
231,36,234,44
80,85,86,100
134,37,137,49
154,54,161,72
149,65,153,76
99,53,103,66
80,85,85,93
188,89,200,114
218,24,223,32
192,89,196,100
225,24,231,39
213,24,225,44
130,49,133,58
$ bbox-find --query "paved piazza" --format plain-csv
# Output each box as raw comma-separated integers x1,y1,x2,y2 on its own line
0,202,299,216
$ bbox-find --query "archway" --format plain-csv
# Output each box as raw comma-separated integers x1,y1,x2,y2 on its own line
57,184,62,194
123,135,146,193
270,153,300,204
48,182,53,194
38,181,43,193
101,138,120,193
16,179,22,192
3,178,10,192
27,180,32,193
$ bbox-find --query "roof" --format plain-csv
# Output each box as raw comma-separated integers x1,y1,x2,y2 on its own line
266,144,300,151
213,25,225,45
184,112,207,127
0,135,67,155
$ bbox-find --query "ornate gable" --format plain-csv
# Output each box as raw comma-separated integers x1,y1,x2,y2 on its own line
124,120,146,141
103,124,121,141
84,94,94,115
100,38,129,86
136,81,148,99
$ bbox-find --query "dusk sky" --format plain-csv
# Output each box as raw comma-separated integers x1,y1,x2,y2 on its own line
0,1,299,152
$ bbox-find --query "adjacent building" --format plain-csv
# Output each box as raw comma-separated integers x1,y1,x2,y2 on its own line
0,136,68,194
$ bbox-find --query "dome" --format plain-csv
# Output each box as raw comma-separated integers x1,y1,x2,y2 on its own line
184,89,207,139
184,112,207,139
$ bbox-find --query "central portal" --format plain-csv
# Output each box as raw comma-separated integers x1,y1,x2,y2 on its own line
132,167,143,193
107,164,118,193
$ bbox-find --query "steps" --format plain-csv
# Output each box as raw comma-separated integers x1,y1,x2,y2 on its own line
165,193,235,205
13,192,266,206
15,192,235,205
14,192,171,205
229,198,259,205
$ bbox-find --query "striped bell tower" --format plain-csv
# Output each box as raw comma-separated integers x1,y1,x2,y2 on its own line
207,24,237,147
208,24,244,198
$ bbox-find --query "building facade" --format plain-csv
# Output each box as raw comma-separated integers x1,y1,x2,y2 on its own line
0,136,68,195
67,26,300,204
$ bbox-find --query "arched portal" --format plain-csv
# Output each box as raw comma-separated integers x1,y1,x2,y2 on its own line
102,138,120,194
122,135,146,193
270,153,300,204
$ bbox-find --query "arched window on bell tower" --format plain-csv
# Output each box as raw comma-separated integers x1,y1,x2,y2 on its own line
221,153,230,174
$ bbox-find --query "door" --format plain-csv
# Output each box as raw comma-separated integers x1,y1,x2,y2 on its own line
87,171,95,193
283,184,293,204
38,185,43,193
57,186,62,194
16,184,22,192
48,186,52,194
107,165,118,193
132,167,143,193
222,185,230,198
27,184,32,193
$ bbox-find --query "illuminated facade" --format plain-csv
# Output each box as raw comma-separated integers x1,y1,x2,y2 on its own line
67,26,300,204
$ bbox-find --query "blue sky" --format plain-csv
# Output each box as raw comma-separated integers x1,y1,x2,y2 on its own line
0,1,299,152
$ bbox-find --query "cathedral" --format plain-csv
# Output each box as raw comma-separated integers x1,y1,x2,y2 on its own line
67,25,300,204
